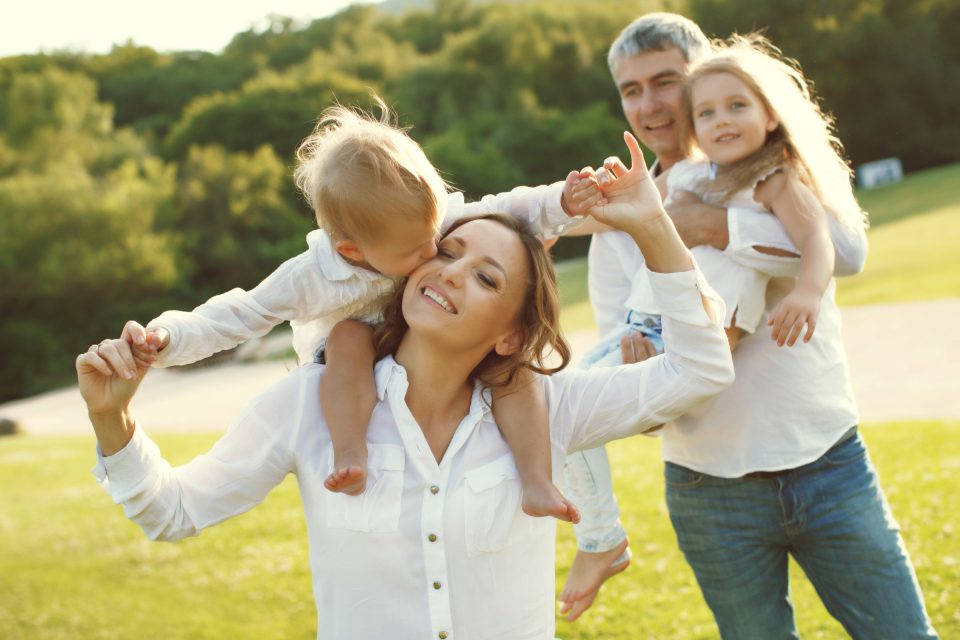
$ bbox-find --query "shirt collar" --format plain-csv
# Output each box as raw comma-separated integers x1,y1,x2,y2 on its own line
374,356,492,418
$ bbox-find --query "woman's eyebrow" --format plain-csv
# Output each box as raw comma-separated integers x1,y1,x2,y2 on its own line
449,236,507,279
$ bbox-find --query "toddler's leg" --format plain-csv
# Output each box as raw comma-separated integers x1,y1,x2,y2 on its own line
492,368,580,523
320,320,376,495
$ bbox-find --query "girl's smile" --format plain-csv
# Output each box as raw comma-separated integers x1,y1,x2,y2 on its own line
691,71,779,166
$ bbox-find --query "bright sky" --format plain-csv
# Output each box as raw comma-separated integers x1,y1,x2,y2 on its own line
1,0,365,57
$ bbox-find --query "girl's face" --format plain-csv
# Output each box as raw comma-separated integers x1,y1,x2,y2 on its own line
402,219,529,357
691,71,779,166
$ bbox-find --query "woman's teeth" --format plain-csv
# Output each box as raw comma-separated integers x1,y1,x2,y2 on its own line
423,287,456,313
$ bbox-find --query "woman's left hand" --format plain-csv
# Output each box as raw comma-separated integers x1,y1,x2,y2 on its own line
76,338,148,416
571,132,666,233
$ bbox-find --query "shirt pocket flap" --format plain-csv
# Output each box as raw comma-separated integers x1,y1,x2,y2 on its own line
465,453,519,494
368,443,405,472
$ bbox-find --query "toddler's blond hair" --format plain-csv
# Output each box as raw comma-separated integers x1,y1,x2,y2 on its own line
294,97,449,242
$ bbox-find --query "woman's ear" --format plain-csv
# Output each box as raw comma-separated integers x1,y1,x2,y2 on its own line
334,239,365,263
494,329,525,357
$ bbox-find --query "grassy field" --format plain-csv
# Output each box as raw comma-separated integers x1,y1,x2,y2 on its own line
556,163,960,332
1,421,956,638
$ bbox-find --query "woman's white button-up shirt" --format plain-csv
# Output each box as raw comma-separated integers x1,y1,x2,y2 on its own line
94,269,733,640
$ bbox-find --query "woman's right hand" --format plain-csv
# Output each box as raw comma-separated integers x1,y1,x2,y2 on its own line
76,338,148,417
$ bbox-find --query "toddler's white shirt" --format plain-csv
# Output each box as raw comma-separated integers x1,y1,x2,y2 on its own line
149,184,578,367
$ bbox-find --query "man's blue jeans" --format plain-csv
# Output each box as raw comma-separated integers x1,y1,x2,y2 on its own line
664,430,937,639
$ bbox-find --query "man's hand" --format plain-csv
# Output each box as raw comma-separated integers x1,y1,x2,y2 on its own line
121,320,170,368
76,338,148,417
620,331,659,364
664,190,730,250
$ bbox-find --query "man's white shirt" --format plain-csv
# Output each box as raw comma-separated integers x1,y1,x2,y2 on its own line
587,207,867,476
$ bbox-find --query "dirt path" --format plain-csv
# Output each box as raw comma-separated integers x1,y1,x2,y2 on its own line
3,299,958,436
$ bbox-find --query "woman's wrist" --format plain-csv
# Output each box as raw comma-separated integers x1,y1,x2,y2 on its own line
89,407,137,456
625,211,695,274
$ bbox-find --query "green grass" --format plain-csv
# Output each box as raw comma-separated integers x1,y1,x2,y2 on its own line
2,421,957,639
556,162,960,332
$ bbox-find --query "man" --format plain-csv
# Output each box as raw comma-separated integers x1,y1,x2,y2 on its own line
561,12,937,638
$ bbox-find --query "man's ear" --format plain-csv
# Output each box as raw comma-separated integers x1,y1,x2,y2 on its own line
494,329,525,357
334,238,365,263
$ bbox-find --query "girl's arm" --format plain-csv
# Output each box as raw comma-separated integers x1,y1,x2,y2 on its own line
755,172,835,346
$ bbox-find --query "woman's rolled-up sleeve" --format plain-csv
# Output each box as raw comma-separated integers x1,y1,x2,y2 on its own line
547,268,735,453
91,373,303,541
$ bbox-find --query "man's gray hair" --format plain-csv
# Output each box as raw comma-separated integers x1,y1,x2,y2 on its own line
608,12,711,69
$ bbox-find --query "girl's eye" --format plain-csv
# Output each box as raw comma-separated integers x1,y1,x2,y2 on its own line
731,101,747,110
697,109,713,118
437,247,454,259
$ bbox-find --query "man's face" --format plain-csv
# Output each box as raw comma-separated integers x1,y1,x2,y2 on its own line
611,46,689,168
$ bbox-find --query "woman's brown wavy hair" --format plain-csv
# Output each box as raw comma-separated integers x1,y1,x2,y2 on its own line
373,213,571,388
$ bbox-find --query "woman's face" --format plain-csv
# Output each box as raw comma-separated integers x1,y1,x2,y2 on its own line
402,218,530,356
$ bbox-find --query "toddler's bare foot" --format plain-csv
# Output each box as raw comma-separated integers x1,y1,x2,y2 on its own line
522,481,581,523
324,449,368,495
558,540,631,622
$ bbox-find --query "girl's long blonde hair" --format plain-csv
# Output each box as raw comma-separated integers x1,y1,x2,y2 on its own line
680,34,867,229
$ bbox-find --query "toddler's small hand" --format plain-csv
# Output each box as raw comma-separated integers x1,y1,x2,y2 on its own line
120,320,170,368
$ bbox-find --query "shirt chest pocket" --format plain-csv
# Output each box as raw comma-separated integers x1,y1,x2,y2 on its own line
463,453,535,556
325,443,405,533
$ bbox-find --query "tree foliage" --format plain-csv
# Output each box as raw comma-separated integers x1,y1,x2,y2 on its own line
1,0,956,401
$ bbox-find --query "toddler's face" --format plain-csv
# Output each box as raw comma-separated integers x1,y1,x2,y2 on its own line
690,71,779,166
359,217,440,278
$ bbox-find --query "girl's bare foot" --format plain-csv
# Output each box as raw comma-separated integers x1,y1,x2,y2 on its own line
558,539,631,621
522,481,581,523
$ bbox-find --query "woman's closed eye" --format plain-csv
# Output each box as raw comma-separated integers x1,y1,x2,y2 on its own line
476,270,497,289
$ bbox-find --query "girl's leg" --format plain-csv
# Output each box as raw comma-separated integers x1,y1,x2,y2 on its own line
492,368,580,522
320,320,377,495
559,319,662,620
559,445,631,621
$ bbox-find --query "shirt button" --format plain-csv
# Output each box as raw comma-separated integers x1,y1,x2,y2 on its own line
433,581,442,590
430,485,440,494
439,632,448,639
428,534,437,542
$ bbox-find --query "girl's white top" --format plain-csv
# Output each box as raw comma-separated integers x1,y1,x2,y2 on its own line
93,268,734,640
624,159,776,333
587,187,866,476
148,184,578,367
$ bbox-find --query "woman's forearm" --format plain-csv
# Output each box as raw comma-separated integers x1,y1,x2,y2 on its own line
89,409,137,456
623,212,695,274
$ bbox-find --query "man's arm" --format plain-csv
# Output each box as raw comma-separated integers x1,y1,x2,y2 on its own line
667,192,867,278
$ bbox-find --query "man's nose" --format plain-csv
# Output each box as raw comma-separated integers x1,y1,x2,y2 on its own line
639,89,661,115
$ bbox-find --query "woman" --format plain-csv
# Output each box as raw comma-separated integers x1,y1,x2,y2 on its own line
78,133,733,639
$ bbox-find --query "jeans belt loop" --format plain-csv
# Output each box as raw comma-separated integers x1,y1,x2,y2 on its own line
742,426,858,480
